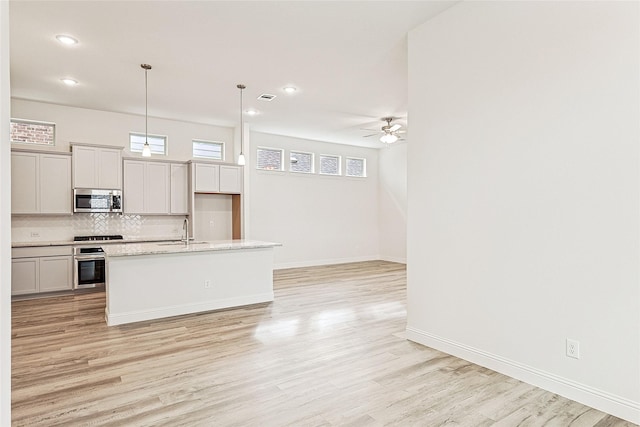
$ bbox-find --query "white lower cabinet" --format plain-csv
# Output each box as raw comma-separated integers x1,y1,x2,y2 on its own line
11,246,73,296
11,258,39,295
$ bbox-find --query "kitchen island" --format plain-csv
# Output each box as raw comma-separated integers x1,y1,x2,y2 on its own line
102,240,281,326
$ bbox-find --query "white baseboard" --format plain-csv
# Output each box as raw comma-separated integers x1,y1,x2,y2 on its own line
379,255,407,264
274,255,380,270
405,327,640,424
105,292,274,326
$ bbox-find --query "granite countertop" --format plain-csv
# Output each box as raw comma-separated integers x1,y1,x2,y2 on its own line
102,240,282,257
11,236,183,248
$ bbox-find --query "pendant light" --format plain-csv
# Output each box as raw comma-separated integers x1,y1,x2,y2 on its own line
141,64,152,157
237,84,246,166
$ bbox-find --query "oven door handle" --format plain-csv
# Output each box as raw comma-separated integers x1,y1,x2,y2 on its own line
74,255,105,261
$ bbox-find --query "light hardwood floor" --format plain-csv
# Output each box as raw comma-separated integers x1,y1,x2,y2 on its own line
12,261,636,426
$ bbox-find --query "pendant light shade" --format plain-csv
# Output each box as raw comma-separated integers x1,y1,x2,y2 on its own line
237,84,246,166
141,64,152,157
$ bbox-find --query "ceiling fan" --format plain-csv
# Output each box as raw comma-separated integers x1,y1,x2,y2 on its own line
362,117,405,144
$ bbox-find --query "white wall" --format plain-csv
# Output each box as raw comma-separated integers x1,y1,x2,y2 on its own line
0,2,11,423
378,144,407,263
249,132,380,268
11,99,234,162
406,1,639,423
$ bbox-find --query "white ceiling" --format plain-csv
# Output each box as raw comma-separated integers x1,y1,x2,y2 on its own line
9,1,456,148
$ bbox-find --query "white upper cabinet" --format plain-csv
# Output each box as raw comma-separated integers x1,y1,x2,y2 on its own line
194,163,219,193
123,159,186,215
170,163,189,215
219,165,242,194
193,162,242,194
40,154,72,213
145,162,170,214
72,144,122,189
11,150,72,215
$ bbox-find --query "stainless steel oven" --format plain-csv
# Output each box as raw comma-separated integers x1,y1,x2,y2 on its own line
74,247,106,289
73,235,123,289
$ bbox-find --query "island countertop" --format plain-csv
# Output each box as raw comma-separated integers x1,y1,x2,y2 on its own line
102,239,282,257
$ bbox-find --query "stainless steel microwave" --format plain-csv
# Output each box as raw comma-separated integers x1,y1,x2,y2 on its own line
74,189,122,213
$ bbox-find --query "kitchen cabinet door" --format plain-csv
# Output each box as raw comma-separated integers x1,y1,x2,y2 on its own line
219,165,242,194
39,256,73,292
72,145,122,189
98,148,122,189
11,152,39,214
72,145,98,188
123,160,145,214
170,163,189,214
40,154,72,214
12,258,39,295
145,162,170,214
194,163,219,193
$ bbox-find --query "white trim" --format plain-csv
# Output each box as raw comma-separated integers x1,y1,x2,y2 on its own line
106,292,274,326
379,255,406,264
405,327,640,424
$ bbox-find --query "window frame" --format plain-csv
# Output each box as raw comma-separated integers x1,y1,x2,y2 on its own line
192,139,225,161
289,150,315,174
345,156,367,178
10,118,56,146
256,146,285,172
129,132,168,156
318,154,342,176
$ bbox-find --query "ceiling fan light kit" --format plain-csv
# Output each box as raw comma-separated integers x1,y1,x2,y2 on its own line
380,133,398,144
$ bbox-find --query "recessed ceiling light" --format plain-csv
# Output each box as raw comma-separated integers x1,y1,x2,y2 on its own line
56,35,78,45
61,78,78,86
283,86,297,94
245,109,258,116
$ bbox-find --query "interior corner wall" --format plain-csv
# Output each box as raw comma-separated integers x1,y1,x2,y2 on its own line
248,132,380,268
406,1,639,423
378,144,407,263
0,2,11,424
10,99,234,162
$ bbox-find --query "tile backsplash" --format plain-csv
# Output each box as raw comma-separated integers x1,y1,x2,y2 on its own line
12,213,186,242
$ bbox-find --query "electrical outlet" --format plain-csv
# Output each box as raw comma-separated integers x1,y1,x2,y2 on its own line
30,232,40,238
566,338,580,359
204,280,211,289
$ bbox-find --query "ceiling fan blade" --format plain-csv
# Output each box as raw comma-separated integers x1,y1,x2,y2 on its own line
362,133,380,138
389,124,402,132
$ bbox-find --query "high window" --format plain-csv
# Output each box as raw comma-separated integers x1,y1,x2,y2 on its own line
319,155,341,176
345,157,366,177
256,147,284,171
289,151,314,173
193,140,224,160
10,119,55,146
130,133,167,155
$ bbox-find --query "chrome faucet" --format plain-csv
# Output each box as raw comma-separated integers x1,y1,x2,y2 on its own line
182,217,189,244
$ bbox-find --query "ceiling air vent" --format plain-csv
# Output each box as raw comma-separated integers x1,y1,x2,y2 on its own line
257,93,277,101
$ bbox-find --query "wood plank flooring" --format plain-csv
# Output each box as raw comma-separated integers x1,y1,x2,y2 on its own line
11,261,636,426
